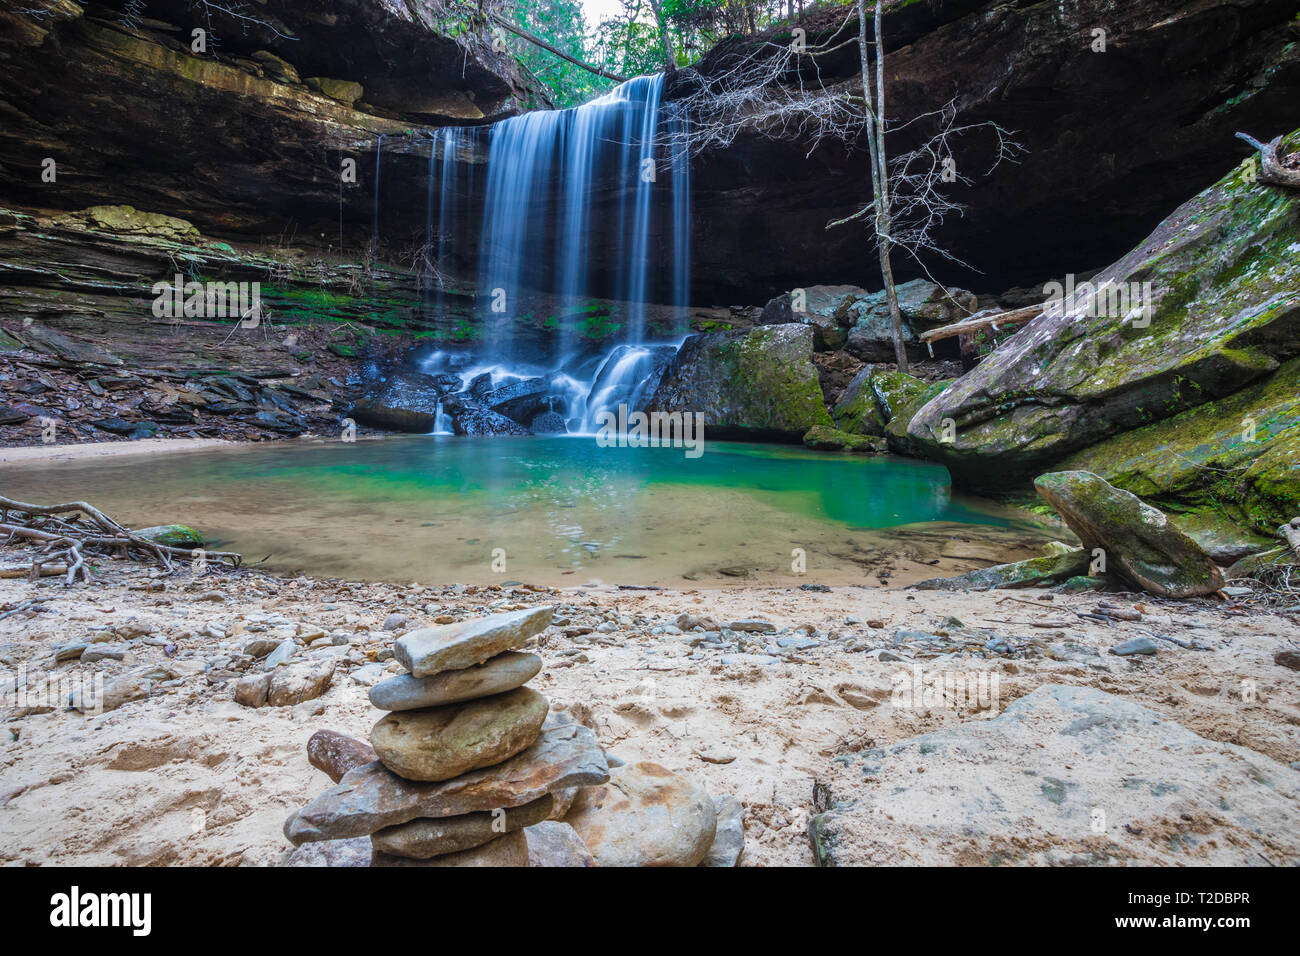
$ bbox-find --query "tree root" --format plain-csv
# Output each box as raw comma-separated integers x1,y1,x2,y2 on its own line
0,496,241,586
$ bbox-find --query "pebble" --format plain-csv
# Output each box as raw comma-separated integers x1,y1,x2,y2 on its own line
382,613,407,632
727,619,777,633
54,642,89,662
350,663,388,686
1110,637,1158,656
81,644,127,663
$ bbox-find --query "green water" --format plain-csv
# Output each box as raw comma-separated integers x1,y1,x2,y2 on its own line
0,436,1052,585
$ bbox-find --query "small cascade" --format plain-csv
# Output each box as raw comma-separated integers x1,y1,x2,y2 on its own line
432,399,453,435
372,133,384,253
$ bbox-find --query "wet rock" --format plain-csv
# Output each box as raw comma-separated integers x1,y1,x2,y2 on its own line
394,606,554,678
645,324,831,440
308,730,378,783
134,524,203,548
370,793,554,859
1034,471,1224,597
370,686,548,782
529,411,567,434
351,372,444,433
369,651,542,711
566,762,717,867
285,722,610,844
701,795,745,867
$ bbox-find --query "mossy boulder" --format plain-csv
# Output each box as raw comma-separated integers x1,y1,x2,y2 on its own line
1034,471,1224,598
907,127,1300,487
1060,357,1300,537
880,375,952,455
306,77,364,105
75,205,200,242
912,549,1091,591
802,425,885,453
646,324,831,439
135,524,203,548
830,365,885,436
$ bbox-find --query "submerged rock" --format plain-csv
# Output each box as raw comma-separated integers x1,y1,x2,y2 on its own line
1034,471,1224,597
810,684,1300,866
566,762,717,867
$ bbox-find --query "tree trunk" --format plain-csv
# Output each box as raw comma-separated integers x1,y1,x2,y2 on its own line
647,0,675,71
857,0,908,371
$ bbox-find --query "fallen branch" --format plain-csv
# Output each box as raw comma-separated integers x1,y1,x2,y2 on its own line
919,304,1045,344
489,13,629,83
1235,132,1300,190
1279,517,1300,559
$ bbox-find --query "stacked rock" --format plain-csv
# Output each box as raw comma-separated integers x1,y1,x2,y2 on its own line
283,606,610,866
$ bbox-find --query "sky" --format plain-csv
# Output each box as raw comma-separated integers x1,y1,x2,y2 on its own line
579,0,632,27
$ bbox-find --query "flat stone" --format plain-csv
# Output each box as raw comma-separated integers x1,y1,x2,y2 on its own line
726,619,777,633
701,795,745,867
369,652,541,711
308,730,377,783
285,722,609,844
1110,637,1158,657
809,684,1300,866
371,821,594,867
370,793,553,859
395,607,554,678
262,638,297,671
567,762,717,867
370,686,548,782
80,644,126,663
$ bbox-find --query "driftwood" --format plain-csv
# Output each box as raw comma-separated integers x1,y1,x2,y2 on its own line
0,496,241,586
920,304,1045,348
1236,133,1300,190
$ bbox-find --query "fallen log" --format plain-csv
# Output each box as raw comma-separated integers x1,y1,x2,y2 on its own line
920,304,1045,347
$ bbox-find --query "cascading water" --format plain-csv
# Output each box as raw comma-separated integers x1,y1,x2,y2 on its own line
418,75,691,435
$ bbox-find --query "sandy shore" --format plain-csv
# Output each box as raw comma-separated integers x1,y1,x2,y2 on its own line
2,551,1297,866
0,437,234,465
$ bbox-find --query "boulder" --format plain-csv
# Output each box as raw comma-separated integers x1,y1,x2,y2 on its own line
809,685,1300,866
369,651,542,711
529,411,567,434
394,607,554,678
912,549,1091,591
829,365,885,436
1061,356,1300,537
443,394,530,436
369,793,554,858
369,686,549,782
838,281,973,362
566,762,717,867
1034,471,1224,597
305,77,364,105
352,371,446,433
285,722,609,844
906,129,1300,487
645,324,831,440
757,284,857,350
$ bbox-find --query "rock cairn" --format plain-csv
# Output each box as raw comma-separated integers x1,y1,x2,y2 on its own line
283,605,743,867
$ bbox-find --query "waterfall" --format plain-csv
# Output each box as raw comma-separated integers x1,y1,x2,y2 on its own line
372,133,383,253
417,75,692,436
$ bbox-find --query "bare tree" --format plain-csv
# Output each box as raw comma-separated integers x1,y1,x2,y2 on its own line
670,2,1022,371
